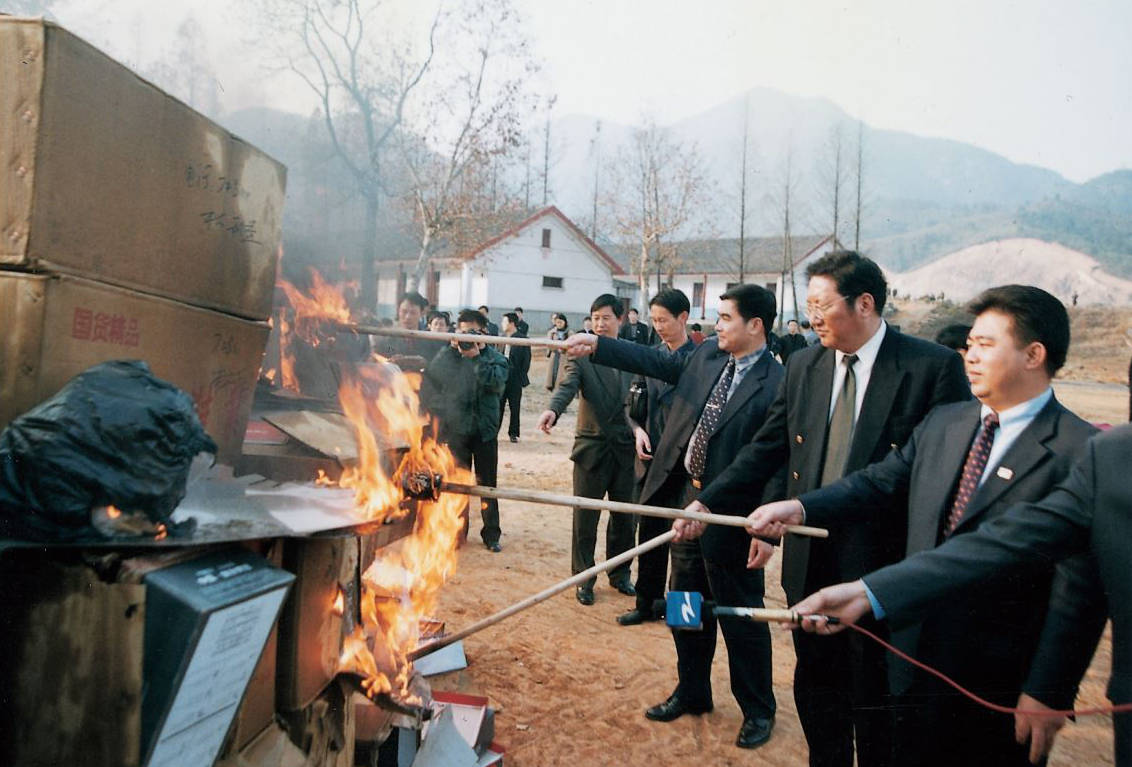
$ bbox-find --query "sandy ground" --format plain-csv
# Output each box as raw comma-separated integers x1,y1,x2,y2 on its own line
425,357,1126,766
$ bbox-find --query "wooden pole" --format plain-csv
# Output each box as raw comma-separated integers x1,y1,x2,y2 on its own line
339,323,569,350
409,529,677,661
437,481,828,539
714,606,800,623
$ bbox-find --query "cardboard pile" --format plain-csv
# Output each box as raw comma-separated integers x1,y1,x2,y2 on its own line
0,17,286,461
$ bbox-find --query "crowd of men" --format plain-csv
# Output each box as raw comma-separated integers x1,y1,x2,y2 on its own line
378,250,1126,765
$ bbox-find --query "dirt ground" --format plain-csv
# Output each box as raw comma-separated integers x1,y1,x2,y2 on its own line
425,356,1126,766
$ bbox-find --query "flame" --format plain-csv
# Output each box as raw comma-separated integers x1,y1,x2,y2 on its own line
280,271,469,702
270,268,359,393
106,505,122,519
332,588,346,616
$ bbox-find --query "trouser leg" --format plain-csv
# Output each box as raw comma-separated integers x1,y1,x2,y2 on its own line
669,539,714,709
471,436,500,545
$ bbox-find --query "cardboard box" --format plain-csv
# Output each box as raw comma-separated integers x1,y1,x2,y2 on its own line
0,17,286,320
0,271,269,461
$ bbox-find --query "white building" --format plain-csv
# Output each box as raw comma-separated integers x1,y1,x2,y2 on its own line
375,206,624,330
612,234,839,325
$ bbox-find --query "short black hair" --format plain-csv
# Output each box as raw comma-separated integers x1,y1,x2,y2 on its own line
552,312,569,330
398,291,429,311
800,319,811,329
590,293,623,318
691,323,702,331
649,289,690,318
457,308,487,328
628,307,639,314
503,312,519,325
426,310,448,325
787,318,799,327
966,285,1069,376
805,250,888,314
719,283,776,331
478,305,490,313
935,323,972,352
514,306,524,313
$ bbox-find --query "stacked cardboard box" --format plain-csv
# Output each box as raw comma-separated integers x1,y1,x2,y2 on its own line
0,17,286,461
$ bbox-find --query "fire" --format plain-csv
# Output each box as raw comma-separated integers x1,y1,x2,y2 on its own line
333,363,471,702
332,588,346,616
271,268,359,393
106,505,122,519
278,270,470,702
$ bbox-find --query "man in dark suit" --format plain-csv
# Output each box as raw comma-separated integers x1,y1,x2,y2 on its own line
478,305,500,337
619,308,651,344
791,423,1125,764
684,251,970,767
619,289,695,626
537,294,638,605
747,285,1098,766
565,284,785,750
499,312,530,443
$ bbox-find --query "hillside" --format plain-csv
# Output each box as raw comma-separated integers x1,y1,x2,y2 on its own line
887,238,1132,306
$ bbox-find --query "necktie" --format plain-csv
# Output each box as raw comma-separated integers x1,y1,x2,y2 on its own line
686,357,736,481
944,413,1000,536
820,354,859,486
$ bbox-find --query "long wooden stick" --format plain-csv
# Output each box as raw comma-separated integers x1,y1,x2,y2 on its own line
409,529,678,661
437,481,828,539
341,323,569,350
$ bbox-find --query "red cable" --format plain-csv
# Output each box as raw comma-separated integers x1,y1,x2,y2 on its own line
842,620,1132,717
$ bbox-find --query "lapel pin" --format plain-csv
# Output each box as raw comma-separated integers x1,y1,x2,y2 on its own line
996,466,1014,481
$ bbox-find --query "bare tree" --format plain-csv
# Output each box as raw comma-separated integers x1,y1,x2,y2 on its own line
737,97,753,282
815,122,847,245
606,117,712,307
254,0,438,311
588,120,602,239
767,143,804,327
397,0,538,291
853,119,866,251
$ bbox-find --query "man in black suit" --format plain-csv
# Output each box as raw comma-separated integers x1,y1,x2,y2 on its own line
619,288,695,626
566,284,784,750
683,251,970,767
478,305,500,338
748,285,1098,766
537,294,638,606
791,422,1125,764
499,312,530,443
619,307,651,344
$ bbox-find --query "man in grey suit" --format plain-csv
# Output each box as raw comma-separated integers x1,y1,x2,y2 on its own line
747,285,1099,766
537,294,637,606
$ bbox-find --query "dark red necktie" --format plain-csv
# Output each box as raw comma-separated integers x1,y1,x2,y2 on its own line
945,412,1000,536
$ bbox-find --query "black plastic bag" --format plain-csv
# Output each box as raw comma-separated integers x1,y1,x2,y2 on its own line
0,360,217,541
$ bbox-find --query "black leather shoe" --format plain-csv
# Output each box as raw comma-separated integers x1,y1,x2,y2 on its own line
645,694,712,722
575,586,594,606
617,608,661,626
735,716,774,749
612,580,636,597
509,435,518,443
485,541,502,553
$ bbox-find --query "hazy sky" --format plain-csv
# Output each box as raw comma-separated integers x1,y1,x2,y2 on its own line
48,0,1132,182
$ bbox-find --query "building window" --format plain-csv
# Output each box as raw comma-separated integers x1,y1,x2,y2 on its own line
542,276,563,289
541,228,552,248
726,282,739,291
765,282,777,294
692,282,705,309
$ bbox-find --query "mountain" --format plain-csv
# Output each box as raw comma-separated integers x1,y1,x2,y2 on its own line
541,87,1131,279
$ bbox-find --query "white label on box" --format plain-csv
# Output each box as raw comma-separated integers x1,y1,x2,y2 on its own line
146,587,289,767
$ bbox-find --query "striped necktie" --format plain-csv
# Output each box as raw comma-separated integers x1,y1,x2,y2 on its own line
945,413,1000,536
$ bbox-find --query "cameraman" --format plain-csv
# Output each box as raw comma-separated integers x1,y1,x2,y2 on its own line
420,309,510,552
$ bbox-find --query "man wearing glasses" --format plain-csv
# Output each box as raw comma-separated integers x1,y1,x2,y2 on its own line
676,251,969,767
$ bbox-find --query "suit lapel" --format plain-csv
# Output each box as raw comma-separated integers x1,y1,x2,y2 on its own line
800,349,836,480
923,404,982,533
848,331,907,469
714,353,770,434
954,397,1060,533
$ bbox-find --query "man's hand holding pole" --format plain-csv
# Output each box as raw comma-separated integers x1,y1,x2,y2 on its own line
564,333,598,358
791,580,873,634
